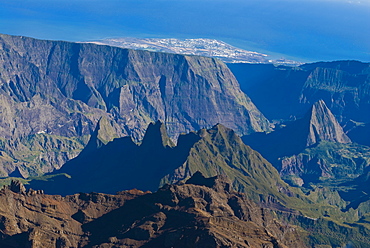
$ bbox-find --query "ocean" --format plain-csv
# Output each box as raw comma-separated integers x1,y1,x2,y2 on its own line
0,0,369,62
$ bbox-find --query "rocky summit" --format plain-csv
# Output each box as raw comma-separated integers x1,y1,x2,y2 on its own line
243,100,351,160
0,33,269,177
28,120,370,248
0,175,307,248
302,99,351,147
243,100,370,186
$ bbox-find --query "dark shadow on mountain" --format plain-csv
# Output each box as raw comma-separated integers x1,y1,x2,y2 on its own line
29,121,201,195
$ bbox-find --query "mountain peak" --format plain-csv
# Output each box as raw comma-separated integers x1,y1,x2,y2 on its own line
304,100,351,146
141,121,175,148
8,180,26,194
81,117,119,154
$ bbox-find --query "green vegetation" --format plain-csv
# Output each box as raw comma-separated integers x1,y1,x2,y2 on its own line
0,134,86,178
281,141,370,185
0,177,29,188
19,122,370,247
0,173,71,188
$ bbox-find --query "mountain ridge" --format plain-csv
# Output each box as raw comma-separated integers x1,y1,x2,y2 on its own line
0,175,309,248
29,120,358,227
0,33,270,177
228,60,370,123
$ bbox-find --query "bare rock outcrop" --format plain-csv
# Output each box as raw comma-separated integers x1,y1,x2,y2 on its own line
303,100,351,146
0,174,307,248
0,182,146,247
82,173,308,248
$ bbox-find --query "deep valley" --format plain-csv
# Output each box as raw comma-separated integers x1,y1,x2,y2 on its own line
0,33,369,248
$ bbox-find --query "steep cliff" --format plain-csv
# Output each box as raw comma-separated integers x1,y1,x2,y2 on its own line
303,100,351,146
0,33,269,177
228,60,370,123
243,101,370,186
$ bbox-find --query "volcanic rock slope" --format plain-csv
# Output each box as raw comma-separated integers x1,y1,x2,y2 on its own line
0,33,269,177
0,175,307,248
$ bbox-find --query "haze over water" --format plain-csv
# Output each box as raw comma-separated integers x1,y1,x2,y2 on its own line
1,0,369,62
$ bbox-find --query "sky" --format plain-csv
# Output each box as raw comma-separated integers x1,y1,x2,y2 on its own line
0,0,369,62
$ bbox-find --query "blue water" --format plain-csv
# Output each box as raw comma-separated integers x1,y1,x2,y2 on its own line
0,0,369,62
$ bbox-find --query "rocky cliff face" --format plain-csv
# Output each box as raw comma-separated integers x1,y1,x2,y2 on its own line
303,100,351,146
243,100,351,159
0,33,270,177
0,180,147,248
228,60,370,123
0,176,308,248
243,101,370,186
299,61,370,123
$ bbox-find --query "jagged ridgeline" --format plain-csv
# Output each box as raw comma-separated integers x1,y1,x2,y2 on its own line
0,175,308,247
30,121,309,216
0,33,270,178
30,121,290,199
28,121,370,247
26,121,349,216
